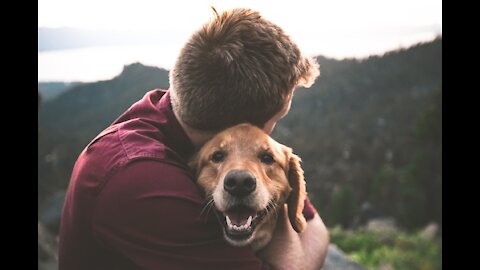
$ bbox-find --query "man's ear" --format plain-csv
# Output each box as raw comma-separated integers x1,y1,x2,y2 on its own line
287,153,307,233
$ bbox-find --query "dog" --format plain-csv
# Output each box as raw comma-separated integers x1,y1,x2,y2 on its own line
190,123,307,251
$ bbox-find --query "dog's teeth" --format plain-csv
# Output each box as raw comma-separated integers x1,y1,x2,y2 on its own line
226,215,253,231
226,216,232,228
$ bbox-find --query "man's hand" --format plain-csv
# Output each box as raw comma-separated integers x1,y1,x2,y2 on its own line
257,205,329,270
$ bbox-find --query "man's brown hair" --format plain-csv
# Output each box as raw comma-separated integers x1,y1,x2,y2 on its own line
170,8,319,131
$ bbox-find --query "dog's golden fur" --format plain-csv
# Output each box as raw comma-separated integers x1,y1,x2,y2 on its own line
190,123,307,251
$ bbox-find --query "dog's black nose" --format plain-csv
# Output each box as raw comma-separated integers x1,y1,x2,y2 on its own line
224,170,256,197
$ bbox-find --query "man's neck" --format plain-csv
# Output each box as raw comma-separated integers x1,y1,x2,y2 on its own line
172,108,215,149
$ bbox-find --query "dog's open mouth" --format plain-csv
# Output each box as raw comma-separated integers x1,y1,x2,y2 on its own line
216,205,268,241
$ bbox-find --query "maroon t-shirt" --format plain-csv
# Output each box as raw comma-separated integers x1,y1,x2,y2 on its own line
58,89,317,270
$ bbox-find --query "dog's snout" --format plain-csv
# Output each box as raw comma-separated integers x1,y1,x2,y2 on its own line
224,170,256,197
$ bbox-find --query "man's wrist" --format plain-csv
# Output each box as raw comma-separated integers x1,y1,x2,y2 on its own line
257,205,306,270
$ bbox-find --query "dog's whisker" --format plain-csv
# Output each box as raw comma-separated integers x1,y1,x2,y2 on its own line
200,197,215,218
205,200,215,217
267,200,278,217
269,203,275,216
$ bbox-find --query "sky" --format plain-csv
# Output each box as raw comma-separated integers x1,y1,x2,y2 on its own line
38,0,442,82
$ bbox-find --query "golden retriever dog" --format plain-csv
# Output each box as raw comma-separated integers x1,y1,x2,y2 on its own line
190,123,307,251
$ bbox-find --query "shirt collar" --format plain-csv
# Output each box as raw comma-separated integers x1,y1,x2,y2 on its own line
156,90,196,160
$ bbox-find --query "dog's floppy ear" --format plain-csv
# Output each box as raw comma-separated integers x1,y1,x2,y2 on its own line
188,152,203,178
287,153,307,233
188,145,215,180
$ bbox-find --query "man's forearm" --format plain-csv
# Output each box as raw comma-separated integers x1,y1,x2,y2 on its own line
300,214,330,269
257,206,330,270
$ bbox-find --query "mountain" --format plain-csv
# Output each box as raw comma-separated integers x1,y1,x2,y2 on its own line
38,38,442,229
38,82,82,101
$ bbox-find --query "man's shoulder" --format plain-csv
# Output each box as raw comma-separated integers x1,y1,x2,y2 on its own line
87,121,168,162
84,120,185,174
101,158,203,205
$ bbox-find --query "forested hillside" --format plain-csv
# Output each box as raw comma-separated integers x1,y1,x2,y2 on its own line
272,38,441,229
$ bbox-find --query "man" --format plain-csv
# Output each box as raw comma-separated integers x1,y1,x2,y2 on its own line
59,8,329,270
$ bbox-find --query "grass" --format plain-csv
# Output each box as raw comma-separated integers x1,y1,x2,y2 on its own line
329,226,442,270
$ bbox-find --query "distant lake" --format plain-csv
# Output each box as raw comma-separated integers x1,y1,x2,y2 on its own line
38,31,440,83
38,45,179,83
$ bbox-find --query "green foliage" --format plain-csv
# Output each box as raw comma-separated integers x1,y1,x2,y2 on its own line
330,227,442,270
394,89,442,228
370,165,396,214
327,186,356,228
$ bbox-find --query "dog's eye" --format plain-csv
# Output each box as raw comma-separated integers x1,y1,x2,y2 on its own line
211,151,225,163
260,153,275,165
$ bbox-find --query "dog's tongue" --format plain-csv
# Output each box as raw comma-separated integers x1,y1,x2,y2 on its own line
226,207,256,225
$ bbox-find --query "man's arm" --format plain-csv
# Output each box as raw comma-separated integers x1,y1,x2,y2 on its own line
257,205,329,270
300,214,330,269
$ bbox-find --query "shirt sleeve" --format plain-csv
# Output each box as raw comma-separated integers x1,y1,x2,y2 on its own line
92,160,271,270
302,197,318,221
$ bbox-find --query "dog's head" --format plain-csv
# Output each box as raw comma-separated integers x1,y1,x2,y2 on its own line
190,123,307,249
